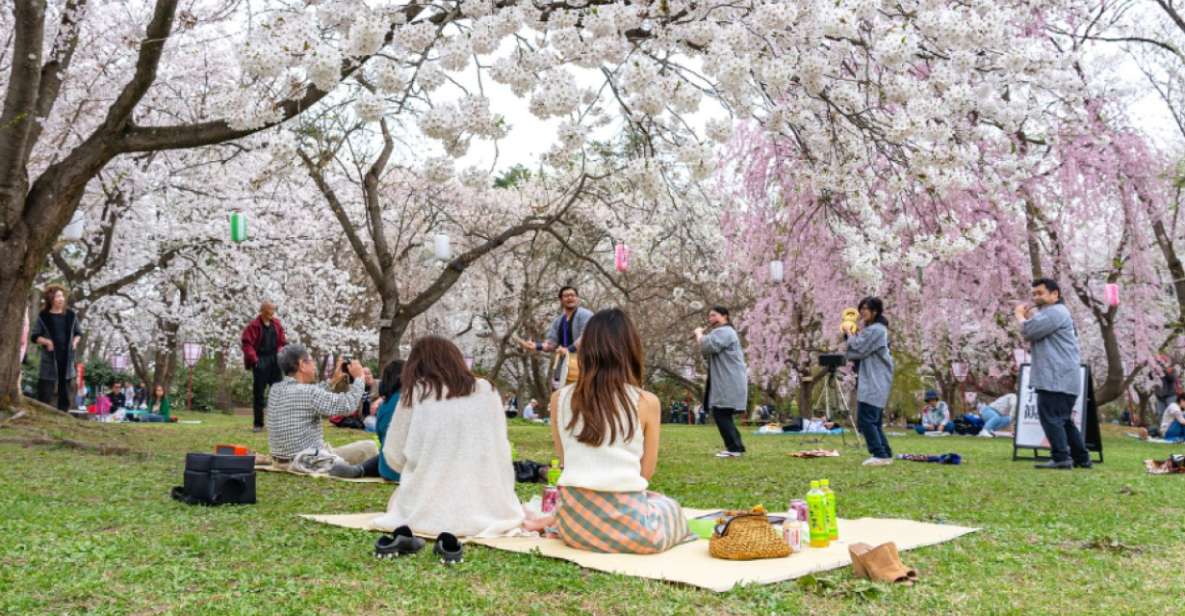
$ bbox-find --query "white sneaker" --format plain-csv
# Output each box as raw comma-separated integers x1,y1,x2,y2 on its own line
715,451,736,458
977,431,994,438
862,456,880,466
863,457,893,466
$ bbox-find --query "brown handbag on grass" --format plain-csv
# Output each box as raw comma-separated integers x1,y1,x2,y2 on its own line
708,507,791,560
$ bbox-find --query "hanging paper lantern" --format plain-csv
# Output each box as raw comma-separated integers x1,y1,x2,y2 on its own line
62,211,85,242
1013,348,1029,369
1103,283,1120,307
434,233,451,260
769,260,784,283
951,361,968,382
230,211,248,243
614,243,630,272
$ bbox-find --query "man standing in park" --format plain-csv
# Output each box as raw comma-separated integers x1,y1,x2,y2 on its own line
1016,278,1091,470
695,306,748,458
241,301,286,432
517,286,593,387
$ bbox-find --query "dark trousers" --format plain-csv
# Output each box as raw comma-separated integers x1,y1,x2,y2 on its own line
1036,390,1090,464
857,402,892,459
252,357,281,428
712,407,746,453
359,455,381,477
36,357,71,411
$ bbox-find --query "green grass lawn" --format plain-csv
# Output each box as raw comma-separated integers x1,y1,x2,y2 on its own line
1,409,1183,615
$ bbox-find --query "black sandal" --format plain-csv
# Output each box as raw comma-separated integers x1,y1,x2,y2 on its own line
374,526,425,559
433,532,463,565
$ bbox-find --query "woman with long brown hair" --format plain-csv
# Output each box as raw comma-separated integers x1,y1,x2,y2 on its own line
545,308,689,554
376,336,523,556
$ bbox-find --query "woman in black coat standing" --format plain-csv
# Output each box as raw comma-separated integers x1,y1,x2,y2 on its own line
29,285,84,411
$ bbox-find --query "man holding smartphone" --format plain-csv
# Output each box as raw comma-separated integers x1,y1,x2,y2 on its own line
1015,278,1091,470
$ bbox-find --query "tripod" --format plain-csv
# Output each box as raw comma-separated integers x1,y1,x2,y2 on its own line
818,366,862,449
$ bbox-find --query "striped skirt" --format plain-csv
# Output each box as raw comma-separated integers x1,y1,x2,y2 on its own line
555,486,690,554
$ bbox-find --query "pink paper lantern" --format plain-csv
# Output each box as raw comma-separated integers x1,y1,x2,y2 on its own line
1103,283,1119,307
614,243,630,273
951,362,968,382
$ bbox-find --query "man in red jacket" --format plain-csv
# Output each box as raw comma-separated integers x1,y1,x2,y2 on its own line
241,301,286,432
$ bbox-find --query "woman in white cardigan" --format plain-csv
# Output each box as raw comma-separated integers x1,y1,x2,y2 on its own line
376,336,524,538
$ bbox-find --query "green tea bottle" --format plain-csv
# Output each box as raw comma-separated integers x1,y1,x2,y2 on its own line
820,479,838,540
547,458,561,485
807,481,830,548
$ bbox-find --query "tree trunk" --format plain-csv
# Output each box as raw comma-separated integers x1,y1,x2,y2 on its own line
215,349,232,411
1092,317,1125,406
1023,200,1043,280
378,301,410,368
797,374,815,417
0,246,40,408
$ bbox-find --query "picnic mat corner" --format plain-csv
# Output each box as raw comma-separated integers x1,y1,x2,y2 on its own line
299,508,977,592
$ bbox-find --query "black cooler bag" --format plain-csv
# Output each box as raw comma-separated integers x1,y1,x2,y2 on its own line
172,453,256,505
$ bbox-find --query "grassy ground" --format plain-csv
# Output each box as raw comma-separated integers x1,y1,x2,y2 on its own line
1,407,1183,615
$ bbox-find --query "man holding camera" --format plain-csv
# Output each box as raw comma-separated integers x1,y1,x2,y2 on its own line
1016,278,1091,470
241,301,286,432
266,344,379,475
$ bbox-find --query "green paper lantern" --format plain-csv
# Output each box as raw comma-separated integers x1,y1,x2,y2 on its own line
230,211,248,243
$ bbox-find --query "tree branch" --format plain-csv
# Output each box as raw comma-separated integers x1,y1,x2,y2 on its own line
0,0,48,226
297,149,385,286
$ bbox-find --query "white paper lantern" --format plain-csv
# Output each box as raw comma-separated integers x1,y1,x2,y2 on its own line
951,362,968,382
433,234,451,260
62,211,85,242
769,260,785,283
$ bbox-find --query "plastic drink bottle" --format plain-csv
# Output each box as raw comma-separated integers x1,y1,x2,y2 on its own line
806,481,830,548
542,458,561,513
547,458,561,485
820,479,838,540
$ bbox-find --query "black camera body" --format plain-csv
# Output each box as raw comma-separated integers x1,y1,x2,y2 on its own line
818,353,846,369
340,356,354,383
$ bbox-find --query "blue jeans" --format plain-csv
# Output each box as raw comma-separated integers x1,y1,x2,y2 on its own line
858,402,892,459
1166,421,1185,442
980,407,1011,433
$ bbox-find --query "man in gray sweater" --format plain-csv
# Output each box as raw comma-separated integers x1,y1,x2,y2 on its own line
1016,278,1091,470
696,306,748,458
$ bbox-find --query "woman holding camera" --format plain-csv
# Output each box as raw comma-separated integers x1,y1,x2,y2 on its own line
845,297,895,466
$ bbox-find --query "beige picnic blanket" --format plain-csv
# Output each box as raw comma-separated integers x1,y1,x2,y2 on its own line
300,508,976,592
256,462,393,484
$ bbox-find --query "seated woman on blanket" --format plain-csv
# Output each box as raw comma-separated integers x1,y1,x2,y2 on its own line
369,360,404,482
375,336,523,537
544,308,690,554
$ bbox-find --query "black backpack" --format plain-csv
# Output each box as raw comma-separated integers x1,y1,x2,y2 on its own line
171,453,256,506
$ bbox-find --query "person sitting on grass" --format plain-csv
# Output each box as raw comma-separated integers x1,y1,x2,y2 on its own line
266,344,380,477
376,336,524,537
139,384,172,422
916,391,953,434
977,393,1016,437
1160,401,1185,443
369,360,404,482
109,382,127,412
532,308,690,554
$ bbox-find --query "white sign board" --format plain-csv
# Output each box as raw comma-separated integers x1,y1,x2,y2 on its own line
1014,364,1088,450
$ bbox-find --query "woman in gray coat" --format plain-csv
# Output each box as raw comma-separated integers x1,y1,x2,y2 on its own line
29,285,84,411
695,306,748,458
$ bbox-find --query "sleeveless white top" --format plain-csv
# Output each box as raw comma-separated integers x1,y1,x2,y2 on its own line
555,383,648,493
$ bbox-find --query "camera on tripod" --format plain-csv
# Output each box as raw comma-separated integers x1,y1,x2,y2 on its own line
818,353,846,370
